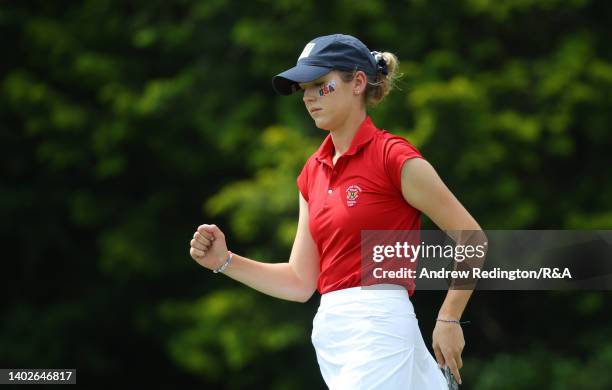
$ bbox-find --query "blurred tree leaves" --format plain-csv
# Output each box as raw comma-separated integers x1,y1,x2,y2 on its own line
207,124,318,247
1,0,612,388
160,289,303,378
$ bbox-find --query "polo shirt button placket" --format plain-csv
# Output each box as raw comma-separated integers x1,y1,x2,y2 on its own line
327,153,342,200
329,168,338,195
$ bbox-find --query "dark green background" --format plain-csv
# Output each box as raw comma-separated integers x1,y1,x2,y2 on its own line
2,1,611,388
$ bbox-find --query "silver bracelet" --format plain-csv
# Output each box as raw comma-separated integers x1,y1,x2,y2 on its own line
436,318,471,325
213,251,233,274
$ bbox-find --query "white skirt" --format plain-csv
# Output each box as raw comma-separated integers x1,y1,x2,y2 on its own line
311,285,448,389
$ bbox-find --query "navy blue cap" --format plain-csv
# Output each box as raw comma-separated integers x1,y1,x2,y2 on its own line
272,34,382,95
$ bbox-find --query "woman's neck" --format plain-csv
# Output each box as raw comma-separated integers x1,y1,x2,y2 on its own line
329,110,367,157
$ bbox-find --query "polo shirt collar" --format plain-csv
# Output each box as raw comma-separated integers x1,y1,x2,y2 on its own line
314,116,377,166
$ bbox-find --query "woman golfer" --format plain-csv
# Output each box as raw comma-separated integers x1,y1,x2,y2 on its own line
189,34,482,389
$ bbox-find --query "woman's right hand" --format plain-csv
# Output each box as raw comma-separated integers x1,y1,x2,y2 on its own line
189,224,229,271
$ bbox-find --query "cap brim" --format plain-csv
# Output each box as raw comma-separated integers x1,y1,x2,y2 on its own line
272,64,331,95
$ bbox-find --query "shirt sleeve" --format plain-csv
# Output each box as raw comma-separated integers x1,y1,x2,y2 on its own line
384,136,424,193
297,161,310,202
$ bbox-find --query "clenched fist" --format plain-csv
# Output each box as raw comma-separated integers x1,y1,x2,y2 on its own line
189,224,229,271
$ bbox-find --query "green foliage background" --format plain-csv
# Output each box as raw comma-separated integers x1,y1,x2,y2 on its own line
1,0,611,388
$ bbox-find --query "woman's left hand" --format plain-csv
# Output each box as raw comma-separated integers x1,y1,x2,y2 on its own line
432,321,465,385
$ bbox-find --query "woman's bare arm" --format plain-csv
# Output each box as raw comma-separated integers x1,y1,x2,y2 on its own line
400,157,486,385
190,193,320,303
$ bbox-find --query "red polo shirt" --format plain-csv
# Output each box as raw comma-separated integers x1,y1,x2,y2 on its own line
297,116,424,296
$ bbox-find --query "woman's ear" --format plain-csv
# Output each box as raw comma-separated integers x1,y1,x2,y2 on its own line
353,70,368,95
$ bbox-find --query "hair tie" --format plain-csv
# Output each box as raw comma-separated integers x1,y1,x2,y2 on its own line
370,51,388,75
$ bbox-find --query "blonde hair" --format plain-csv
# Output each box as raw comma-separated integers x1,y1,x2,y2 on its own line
338,51,401,108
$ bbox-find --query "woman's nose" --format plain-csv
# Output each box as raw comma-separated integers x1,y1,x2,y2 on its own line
303,88,316,103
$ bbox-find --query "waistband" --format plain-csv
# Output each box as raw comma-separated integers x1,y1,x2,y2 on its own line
320,284,410,306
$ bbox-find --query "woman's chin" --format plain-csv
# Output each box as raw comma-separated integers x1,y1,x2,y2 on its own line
313,117,332,131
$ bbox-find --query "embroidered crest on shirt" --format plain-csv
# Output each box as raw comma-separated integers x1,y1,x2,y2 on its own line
346,185,362,207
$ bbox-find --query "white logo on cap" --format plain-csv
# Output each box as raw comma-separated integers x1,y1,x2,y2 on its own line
298,42,315,60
